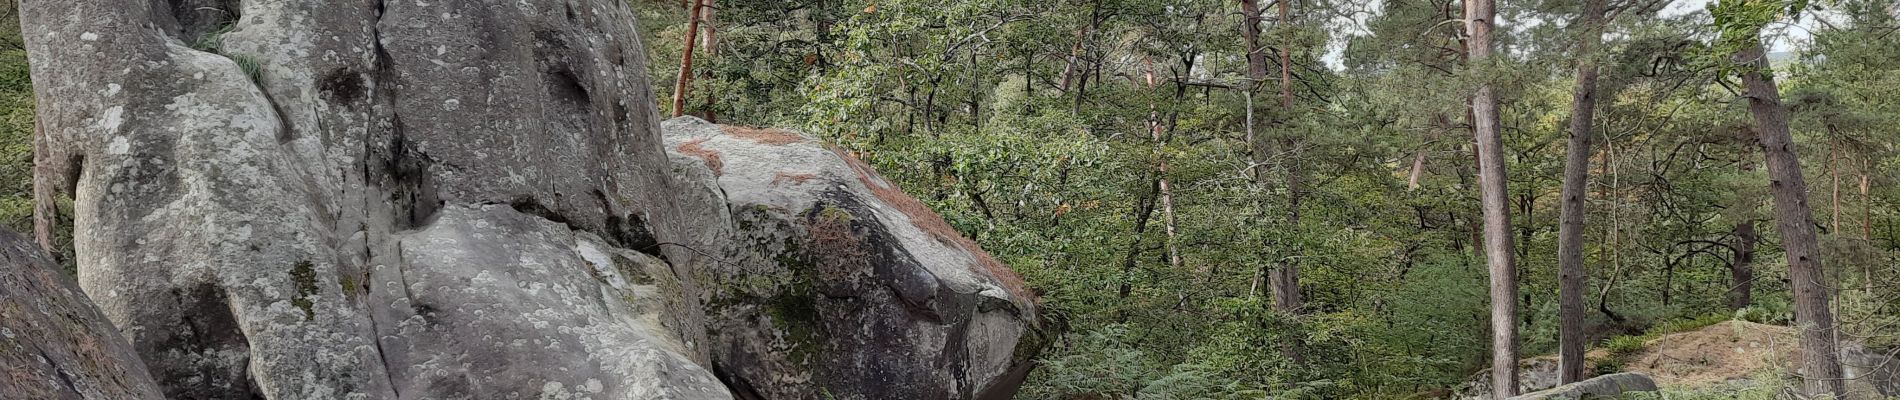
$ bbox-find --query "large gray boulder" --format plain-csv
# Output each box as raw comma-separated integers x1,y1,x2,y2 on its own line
662,117,1047,400
21,0,728,398
0,228,163,399
1506,373,1658,400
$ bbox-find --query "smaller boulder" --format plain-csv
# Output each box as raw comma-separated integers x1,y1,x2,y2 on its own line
0,229,164,399
1507,373,1658,400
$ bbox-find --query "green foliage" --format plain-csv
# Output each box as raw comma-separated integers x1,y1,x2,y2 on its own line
191,23,235,54
1027,326,1270,400
1733,298,1792,325
0,49,32,235
1603,335,1649,359
230,54,264,84
1617,369,1789,400
636,0,1900,396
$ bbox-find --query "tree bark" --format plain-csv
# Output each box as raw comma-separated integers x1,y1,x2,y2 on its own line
1270,0,1305,315
1143,58,1182,275
700,0,717,54
1272,154,1305,313
1276,0,1294,109
1735,39,1844,399
1731,220,1757,311
1555,0,1603,383
1407,150,1427,191
1831,137,1841,233
1240,0,1270,88
670,0,707,118
1466,0,1519,396
1861,157,1872,239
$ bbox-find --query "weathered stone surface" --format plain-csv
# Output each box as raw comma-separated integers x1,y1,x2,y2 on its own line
21,0,727,398
1459,357,1572,399
1841,342,1900,398
1505,372,1657,400
663,117,1047,400
0,228,164,400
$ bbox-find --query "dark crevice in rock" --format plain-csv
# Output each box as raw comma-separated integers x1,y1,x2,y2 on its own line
507,195,572,226
547,67,591,109
62,154,82,193
710,358,770,400
156,283,264,400
319,69,367,105
365,3,440,232
162,0,241,44
379,116,441,230
593,189,661,260
609,210,663,259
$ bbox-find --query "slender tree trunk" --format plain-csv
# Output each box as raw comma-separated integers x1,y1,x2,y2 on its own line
1270,0,1304,315
671,0,708,118
1407,150,1427,191
1597,140,1626,323
1059,0,1101,92
1731,220,1757,311
1831,137,1841,233
1118,180,1160,303
1556,0,1604,384
1735,38,1844,399
1240,0,1270,87
1662,250,1676,306
1143,58,1182,274
1272,156,1304,313
1276,0,1294,109
1862,157,1872,240
1863,155,1875,294
1466,0,1518,396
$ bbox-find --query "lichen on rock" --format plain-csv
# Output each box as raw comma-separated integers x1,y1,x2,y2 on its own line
664,116,1048,400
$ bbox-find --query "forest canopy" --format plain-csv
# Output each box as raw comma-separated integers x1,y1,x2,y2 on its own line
630,0,1900,398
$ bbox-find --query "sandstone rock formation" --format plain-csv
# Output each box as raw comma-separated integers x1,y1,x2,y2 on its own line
0,228,164,400
1506,372,1657,400
21,0,730,398
17,0,1043,399
663,117,1047,400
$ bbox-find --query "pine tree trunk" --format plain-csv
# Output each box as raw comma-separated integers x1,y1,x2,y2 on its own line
1240,0,1269,88
670,0,707,118
1466,0,1518,396
1270,0,1304,316
1731,220,1756,311
1831,138,1841,233
1277,0,1294,109
1556,0,1604,383
1861,157,1872,240
700,0,716,54
1863,156,1875,294
1273,138,1305,313
1735,39,1844,399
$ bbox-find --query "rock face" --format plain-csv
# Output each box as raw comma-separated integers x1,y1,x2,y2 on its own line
1506,373,1657,400
0,228,164,400
662,117,1047,400
19,1,1044,399
20,0,728,398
